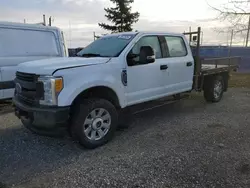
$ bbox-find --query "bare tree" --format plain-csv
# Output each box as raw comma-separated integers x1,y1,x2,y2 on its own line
207,0,250,46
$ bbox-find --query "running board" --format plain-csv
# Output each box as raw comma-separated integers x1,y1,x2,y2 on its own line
128,94,190,115
117,94,190,128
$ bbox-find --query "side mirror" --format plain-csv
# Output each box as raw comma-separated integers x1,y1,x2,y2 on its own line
139,46,155,64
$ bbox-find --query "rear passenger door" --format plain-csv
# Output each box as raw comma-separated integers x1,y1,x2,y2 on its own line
163,35,194,93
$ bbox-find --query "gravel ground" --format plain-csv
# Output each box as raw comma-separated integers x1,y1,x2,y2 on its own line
1,88,250,188
0,101,13,115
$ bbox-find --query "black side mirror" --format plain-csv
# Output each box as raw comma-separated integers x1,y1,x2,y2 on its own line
139,46,155,64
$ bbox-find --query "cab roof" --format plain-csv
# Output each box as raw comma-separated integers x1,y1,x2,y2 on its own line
106,31,185,37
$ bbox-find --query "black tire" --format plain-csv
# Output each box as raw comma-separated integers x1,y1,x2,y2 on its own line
173,94,181,100
117,109,132,130
204,75,224,103
70,98,118,149
21,118,31,126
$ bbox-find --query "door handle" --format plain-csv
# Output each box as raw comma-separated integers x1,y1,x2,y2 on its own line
160,65,168,70
186,62,193,67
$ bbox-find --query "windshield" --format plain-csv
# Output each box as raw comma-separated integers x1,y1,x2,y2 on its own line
77,34,136,57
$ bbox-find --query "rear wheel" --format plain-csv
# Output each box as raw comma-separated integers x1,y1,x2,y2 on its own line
173,94,181,100
204,75,224,103
70,98,118,149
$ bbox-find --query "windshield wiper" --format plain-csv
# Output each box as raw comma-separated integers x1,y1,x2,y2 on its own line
79,53,101,57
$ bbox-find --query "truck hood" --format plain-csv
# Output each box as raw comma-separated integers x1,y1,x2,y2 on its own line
17,57,111,75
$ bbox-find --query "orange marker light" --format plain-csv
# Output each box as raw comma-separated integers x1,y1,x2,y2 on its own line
55,78,63,93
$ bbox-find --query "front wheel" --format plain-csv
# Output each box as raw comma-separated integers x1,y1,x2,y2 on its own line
70,98,118,149
204,75,224,103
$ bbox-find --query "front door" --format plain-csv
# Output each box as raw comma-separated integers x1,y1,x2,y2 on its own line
125,35,168,106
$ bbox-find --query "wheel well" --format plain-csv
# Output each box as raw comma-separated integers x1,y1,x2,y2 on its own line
71,86,121,109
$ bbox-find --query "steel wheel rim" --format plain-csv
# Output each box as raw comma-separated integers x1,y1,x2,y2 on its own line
83,108,111,141
214,81,223,99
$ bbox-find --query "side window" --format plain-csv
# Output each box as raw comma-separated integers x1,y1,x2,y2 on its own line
128,36,162,65
165,36,187,57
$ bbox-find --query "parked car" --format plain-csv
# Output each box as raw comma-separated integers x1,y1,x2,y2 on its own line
0,21,68,100
13,27,239,149
68,47,84,57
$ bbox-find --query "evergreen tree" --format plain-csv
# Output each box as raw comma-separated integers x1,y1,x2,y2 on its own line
98,0,140,33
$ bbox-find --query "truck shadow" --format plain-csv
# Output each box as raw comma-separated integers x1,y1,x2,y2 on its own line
121,95,208,127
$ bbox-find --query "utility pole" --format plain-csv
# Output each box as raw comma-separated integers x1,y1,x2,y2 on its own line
230,29,234,48
201,31,204,45
189,26,192,43
228,29,234,57
93,32,101,41
49,16,52,26
43,14,46,26
245,14,250,47
226,28,229,46
228,29,234,65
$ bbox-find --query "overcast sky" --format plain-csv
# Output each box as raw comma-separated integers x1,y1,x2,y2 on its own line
0,0,245,47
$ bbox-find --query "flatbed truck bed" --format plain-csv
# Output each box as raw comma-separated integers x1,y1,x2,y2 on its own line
183,28,240,91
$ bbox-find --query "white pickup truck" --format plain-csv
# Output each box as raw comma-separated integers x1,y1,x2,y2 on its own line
13,27,239,149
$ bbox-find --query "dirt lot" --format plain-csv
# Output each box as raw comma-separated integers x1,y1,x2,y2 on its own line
229,73,250,88
0,87,250,188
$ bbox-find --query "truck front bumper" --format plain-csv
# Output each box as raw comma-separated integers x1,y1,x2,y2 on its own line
13,97,70,137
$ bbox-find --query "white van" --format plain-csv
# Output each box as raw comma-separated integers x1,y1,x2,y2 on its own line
0,21,68,100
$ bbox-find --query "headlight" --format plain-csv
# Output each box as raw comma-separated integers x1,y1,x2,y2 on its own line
38,76,63,106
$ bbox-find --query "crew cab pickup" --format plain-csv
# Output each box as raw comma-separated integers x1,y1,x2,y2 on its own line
13,27,239,149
